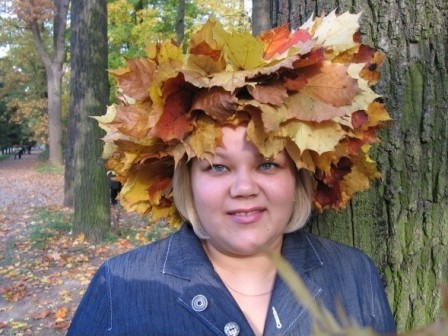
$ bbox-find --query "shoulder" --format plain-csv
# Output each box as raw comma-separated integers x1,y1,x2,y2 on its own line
103,226,182,274
303,231,376,268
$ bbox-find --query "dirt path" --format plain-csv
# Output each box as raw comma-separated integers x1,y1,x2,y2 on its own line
0,151,63,209
0,152,168,335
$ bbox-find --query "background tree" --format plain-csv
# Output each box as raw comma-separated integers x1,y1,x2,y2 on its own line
69,0,110,241
252,0,448,331
176,0,185,44
10,0,70,165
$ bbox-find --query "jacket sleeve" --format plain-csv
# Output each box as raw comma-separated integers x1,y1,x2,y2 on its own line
67,261,113,335
363,256,397,335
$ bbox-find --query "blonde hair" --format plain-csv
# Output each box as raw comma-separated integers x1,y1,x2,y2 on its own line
173,156,315,239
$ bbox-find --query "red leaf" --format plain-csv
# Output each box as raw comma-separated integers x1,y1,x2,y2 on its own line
259,24,312,59
152,74,196,141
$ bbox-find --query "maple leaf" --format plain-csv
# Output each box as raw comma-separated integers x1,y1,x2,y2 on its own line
119,158,174,216
184,116,222,159
152,74,196,141
244,100,288,132
247,83,288,106
280,120,345,155
187,18,227,74
285,93,348,122
219,30,266,70
109,58,156,101
105,103,155,140
258,24,314,59
299,62,361,107
312,10,361,55
190,87,238,122
246,114,286,158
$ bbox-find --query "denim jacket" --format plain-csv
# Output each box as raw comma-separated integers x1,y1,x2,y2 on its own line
68,223,396,335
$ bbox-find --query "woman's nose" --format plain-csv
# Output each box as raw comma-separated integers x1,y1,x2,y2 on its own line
229,170,259,197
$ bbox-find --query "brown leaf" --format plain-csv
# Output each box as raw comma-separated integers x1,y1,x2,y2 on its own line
109,58,156,101
248,83,288,106
190,87,237,121
32,310,51,320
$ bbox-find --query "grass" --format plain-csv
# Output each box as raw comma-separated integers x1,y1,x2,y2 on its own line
0,153,11,161
36,162,64,174
29,208,72,249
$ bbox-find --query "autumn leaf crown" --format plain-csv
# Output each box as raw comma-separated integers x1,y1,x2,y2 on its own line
96,10,390,227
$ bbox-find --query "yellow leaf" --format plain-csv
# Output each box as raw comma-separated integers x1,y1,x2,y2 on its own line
312,10,361,55
218,29,266,70
280,120,345,155
246,115,286,158
74,233,85,244
184,116,222,160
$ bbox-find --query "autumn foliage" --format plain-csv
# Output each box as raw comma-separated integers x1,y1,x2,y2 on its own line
96,11,390,227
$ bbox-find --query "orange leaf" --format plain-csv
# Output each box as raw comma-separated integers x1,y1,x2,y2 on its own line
54,307,70,320
259,24,312,59
152,74,196,141
109,58,156,101
300,62,360,107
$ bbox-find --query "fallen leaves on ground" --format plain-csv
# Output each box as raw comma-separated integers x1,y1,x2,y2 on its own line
0,152,172,335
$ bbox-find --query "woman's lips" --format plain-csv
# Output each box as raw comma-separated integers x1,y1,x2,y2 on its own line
227,207,265,224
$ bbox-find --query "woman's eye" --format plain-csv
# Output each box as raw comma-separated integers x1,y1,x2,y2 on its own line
210,164,227,172
259,162,277,170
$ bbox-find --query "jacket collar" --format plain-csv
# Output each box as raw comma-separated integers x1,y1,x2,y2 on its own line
161,223,324,335
161,223,324,280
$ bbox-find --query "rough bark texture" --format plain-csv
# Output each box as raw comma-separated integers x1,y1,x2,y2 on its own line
268,0,448,331
70,0,111,242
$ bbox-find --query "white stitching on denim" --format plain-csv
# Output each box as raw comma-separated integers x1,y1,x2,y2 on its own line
177,297,224,335
162,235,174,274
106,261,113,331
368,260,376,318
304,234,324,266
283,288,323,334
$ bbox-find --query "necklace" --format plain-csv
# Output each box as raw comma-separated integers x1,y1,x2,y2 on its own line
222,279,273,297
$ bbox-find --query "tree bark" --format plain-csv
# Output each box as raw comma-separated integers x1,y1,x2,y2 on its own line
262,0,448,331
251,0,271,35
28,0,69,166
176,0,185,44
70,0,110,242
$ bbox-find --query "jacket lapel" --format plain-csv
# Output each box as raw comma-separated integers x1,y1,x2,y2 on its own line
161,224,254,335
263,230,324,335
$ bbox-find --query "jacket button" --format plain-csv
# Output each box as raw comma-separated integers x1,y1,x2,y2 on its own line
224,322,240,336
191,294,208,312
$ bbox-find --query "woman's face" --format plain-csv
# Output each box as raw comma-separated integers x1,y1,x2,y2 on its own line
190,125,297,256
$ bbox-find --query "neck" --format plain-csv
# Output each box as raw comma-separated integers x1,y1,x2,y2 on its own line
202,241,280,296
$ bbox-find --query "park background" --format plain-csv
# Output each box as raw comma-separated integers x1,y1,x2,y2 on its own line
0,0,447,335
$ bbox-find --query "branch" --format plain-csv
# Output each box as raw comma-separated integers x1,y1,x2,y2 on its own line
29,20,51,69
54,0,70,65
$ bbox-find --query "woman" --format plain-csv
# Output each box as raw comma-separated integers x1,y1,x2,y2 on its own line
68,11,396,335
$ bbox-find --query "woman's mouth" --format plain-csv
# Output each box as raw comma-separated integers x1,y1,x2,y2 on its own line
227,208,265,224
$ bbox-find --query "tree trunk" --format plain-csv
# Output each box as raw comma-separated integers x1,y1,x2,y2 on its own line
28,0,70,166
46,65,64,165
262,0,448,331
70,0,110,242
176,0,185,44
251,0,271,35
